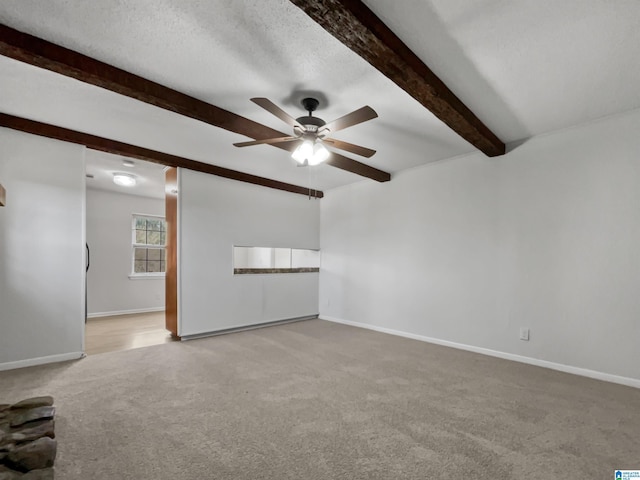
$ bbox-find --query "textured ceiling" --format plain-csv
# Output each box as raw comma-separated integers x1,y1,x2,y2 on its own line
1,0,639,194
364,0,640,140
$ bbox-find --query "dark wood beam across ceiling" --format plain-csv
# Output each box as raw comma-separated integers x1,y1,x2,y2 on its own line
289,0,506,157
0,113,323,198
0,24,390,183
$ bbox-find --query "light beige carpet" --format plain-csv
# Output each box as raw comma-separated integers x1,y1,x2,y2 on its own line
1,319,638,479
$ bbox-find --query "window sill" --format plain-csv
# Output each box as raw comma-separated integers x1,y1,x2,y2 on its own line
128,274,166,280
234,268,319,275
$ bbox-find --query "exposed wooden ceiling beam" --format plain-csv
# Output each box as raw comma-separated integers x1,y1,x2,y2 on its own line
0,113,323,198
0,23,390,182
289,0,506,157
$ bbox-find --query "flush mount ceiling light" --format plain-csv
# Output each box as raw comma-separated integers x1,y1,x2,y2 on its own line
122,159,136,168
113,172,136,187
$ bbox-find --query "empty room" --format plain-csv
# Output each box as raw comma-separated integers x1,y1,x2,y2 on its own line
1,1,639,479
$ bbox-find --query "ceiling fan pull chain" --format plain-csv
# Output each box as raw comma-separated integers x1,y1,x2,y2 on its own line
308,162,312,200
313,164,318,200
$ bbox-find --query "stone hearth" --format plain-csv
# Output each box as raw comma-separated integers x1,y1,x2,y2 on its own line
0,396,56,479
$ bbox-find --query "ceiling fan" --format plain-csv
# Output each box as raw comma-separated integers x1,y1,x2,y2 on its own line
233,97,378,166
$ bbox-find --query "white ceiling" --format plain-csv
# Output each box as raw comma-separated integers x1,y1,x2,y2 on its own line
1,0,639,194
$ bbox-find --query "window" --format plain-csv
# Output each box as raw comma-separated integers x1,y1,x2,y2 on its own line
132,214,166,276
233,246,320,274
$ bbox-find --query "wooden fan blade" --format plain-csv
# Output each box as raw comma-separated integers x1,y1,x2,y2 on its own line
322,106,378,133
251,98,304,130
324,138,376,158
234,136,299,147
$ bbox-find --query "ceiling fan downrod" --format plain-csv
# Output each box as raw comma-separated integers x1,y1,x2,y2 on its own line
296,98,326,133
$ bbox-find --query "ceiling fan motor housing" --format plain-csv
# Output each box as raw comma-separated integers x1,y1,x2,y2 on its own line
296,115,326,132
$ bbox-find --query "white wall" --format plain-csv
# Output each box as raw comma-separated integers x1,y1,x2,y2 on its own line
178,169,320,337
86,188,165,316
320,108,640,385
0,128,85,369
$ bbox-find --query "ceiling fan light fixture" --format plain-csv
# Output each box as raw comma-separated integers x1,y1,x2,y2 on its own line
113,172,136,187
292,139,314,164
309,142,330,165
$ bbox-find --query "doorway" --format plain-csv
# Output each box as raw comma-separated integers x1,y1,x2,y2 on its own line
84,152,173,355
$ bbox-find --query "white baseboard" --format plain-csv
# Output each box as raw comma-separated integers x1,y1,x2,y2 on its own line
87,307,165,318
0,352,85,372
180,315,319,341
321,316,640,389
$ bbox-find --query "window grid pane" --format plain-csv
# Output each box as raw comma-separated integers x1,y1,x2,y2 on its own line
132,215,167,275
134,218,166,247
133,247,166,273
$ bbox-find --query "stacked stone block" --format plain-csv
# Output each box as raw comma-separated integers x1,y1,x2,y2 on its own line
0,397,56,479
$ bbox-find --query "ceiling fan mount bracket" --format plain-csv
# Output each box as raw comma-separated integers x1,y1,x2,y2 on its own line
301,97,320,114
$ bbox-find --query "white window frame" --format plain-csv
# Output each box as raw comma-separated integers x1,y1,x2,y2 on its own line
130,213,166,278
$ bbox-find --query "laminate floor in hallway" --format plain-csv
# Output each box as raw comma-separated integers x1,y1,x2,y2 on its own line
85,311,176,355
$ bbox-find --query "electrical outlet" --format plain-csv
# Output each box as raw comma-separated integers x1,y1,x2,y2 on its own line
519,328,530,341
